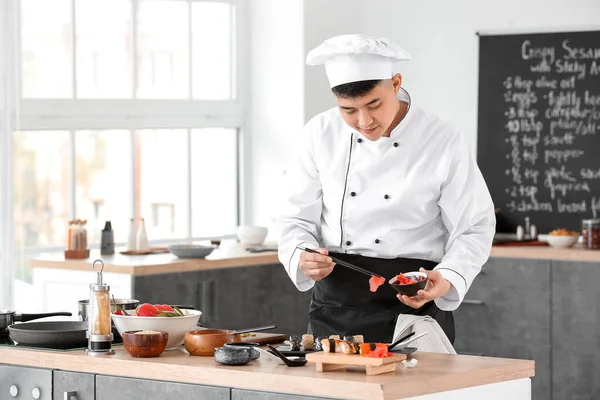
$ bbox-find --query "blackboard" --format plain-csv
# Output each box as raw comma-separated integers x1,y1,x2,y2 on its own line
477,30,600,234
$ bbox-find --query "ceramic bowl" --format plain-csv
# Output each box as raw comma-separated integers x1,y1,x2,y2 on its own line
122,330,169,358
225,342,260,360
235,226,268,246
546,235,579,248
112,309,202,350
389,271,428,297
214,346,251,365
168,244,216,259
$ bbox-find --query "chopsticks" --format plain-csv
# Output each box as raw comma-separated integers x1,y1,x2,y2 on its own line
296,246,384,279
389,331,415,350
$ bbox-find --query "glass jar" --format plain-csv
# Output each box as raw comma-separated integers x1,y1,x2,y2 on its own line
582,219,600,250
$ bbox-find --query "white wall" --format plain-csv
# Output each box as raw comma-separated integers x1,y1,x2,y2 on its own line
249,0,304,231
249,0,600,229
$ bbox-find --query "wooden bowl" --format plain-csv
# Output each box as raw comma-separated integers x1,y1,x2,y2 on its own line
184,329,241,356
122,330,168,358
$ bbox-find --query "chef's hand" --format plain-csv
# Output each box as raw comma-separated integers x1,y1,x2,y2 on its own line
396,268,452,309
299,248,335,281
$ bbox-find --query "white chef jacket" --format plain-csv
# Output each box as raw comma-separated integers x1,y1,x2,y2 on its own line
275,88,496,311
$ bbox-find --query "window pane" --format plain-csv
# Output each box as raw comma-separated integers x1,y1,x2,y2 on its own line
192,2,233,100
75,130,132,244
13,131,70,247
191,128,237,237
21,0,73,98
136,0,189,98
76,0,132,98
138,129,187,240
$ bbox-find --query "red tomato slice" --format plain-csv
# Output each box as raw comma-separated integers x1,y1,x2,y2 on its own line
136,303,160,316
154,304,174,312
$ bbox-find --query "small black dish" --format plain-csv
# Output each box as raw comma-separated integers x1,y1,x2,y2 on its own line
266,344,307,367
389,271,428,297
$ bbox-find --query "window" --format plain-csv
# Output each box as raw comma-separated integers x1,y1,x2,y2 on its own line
7,0,246,292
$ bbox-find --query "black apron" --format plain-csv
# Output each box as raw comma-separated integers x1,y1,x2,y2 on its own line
308,252,455,343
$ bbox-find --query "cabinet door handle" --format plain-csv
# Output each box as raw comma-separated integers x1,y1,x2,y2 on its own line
64,391,77,400
462,299,485,306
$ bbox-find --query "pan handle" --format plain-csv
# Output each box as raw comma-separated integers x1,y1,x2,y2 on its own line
64,391,77,400
234,324,277,335
18,312,73,323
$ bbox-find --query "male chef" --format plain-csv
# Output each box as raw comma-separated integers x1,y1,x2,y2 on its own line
275,34,495,343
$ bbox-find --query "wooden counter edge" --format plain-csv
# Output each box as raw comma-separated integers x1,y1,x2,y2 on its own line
31,253,281,276
490,245,600,262
0,347,384,400
0,348,535,400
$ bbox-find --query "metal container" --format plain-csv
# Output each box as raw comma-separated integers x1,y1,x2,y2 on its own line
78,299,139,321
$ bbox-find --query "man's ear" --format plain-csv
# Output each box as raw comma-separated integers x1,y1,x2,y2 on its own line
392,73,403,94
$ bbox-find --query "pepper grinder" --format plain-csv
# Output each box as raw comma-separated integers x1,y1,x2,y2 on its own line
86,260,114,356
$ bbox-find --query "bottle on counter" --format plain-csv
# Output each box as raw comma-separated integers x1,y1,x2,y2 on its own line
582,219,600,250
136,218,149,251
100,221,115,255
126,218,137,251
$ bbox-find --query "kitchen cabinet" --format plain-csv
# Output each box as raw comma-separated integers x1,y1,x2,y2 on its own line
0,364,52,400
551,261,600,400
232,389,342,400
453,257,552,400
133,263,312,334
95,375,229,400
53,371,95,400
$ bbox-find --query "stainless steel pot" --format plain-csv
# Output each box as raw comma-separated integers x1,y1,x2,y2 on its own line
77,299,139,321
0,309,72,335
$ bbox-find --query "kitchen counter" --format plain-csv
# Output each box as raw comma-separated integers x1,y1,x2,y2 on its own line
31,249,280,276
31,246,600,277
0,346,534,400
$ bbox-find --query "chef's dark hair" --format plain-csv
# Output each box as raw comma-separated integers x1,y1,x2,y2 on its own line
331,79,381,99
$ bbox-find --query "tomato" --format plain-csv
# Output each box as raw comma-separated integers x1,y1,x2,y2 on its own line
113,309,123,315
136,303,160,316
154,304,174,312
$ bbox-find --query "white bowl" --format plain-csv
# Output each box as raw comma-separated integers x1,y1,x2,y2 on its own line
235,226,268,246
112,309,202,350
546,235,579,248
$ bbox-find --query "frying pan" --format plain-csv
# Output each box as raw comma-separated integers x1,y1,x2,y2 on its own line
0,309,72,335
184,324,277,356
8,321,88,349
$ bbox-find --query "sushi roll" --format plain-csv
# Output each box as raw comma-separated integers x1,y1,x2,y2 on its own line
321,338,345,353
340,340,360,354
353,335,364,344
289,335,301,351
314,336,326,351
302,334,314,350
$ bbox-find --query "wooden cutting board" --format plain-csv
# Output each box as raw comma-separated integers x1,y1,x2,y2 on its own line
241,332,287,345
305,351,407,375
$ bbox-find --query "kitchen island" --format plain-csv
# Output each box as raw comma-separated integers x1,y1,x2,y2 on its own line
0,346,534,400
30,245,600,400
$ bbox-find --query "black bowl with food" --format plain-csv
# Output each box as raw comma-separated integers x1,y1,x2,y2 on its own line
389,271,428,296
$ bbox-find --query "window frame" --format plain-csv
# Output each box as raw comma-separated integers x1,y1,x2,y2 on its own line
7,0,250,254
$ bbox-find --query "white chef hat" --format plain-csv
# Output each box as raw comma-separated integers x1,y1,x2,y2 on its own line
306,34,411,88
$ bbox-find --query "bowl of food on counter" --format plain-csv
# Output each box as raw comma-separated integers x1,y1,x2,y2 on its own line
545,228,580,248
235,225,268,247
168,243,216,259
389,272,428,296
112,303,202,350
122,330,169,358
